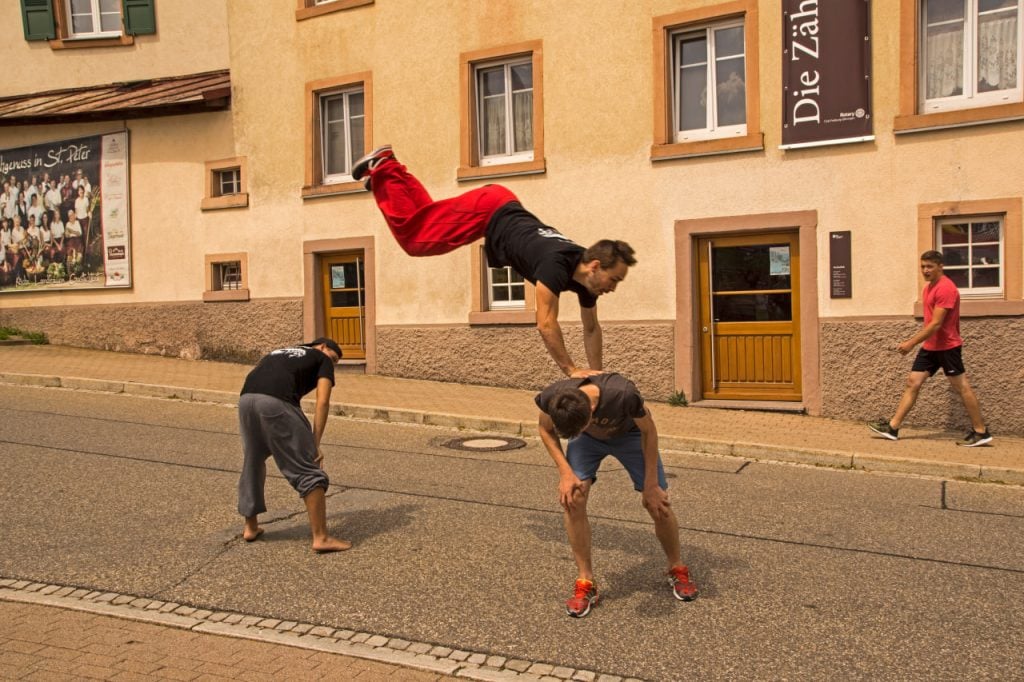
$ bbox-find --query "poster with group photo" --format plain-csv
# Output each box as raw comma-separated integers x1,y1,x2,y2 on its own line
0,131,131,292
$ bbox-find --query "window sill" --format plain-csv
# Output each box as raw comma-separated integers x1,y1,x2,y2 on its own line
201,194,249,211
296,0,373,21
301,182,367,199
457,159,546,183
469,309,536,325
203,288,250,303
650,132,764,161
894,102,1024,134
48,35,134,49
913,299,1024,318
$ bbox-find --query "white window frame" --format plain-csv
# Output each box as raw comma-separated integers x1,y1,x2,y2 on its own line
935,214,1005,298
487,265,526,310
671,18,747,143
65,0,122,39
920,0,1023,113
319,87,365,185
216,168,241,197
213,261,243,292
475,58,534,167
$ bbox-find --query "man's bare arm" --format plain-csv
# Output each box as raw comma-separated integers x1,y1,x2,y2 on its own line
536,282,601,377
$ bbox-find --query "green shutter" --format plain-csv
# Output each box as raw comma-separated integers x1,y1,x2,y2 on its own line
21,0,56,41
123,0,157,35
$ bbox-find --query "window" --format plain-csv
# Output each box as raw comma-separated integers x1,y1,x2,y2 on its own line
204,252,249,302
296,0,373,21
469,246,535,324
21,0,156,45
897,0,1024,132
216,168,240,196
921,0,1022,112
201,157,248,210
487,265,526,310
652,1,762,160
214,261,242,291
66,0,120,38
458,41,545,181
672,20,747,141
935,215,1004,296
917,198,1024,315
303,73,372,198
476,59,534,166
320,88,365,183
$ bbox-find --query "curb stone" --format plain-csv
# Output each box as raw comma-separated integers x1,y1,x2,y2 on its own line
0,576,642,681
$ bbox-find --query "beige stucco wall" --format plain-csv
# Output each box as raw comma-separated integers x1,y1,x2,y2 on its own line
224,0,1024,326
0,1,230,95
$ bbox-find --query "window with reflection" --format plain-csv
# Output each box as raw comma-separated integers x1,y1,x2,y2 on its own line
936,215,1003,295
921,0,1023,112
711,244,792,322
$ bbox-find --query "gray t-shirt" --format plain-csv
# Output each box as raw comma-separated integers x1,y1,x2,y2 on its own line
535,372,646,440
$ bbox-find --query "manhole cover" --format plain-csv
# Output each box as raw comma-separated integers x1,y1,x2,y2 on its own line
442,436,526,452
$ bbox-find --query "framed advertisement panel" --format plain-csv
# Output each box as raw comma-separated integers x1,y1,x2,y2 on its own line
0,131,131,292
781,0,873,149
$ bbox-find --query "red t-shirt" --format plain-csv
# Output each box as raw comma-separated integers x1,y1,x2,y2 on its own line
922,275,962,351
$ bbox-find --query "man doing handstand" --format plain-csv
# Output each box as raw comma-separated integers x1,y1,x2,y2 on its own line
353,145,635,379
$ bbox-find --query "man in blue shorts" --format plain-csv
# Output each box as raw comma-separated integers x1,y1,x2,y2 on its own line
536,373,698,618
867,250,992,446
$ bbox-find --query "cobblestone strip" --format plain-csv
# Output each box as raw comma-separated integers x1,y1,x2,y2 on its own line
0,577,637,682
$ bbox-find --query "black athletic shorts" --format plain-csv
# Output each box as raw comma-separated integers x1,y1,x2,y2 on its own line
911,346,965,377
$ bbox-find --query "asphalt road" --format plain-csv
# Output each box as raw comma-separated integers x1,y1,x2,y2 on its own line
1,384,1023,680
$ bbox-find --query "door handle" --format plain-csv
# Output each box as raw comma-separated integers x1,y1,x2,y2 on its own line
702,326,709,333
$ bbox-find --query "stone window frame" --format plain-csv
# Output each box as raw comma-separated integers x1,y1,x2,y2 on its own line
916,198,1024,316
458,41,546,183
201,157,249,211
302,72,373,199
469,245,536,325
895,0,1024,135
203,252,250,303
295,0,373,22
651,0,763,161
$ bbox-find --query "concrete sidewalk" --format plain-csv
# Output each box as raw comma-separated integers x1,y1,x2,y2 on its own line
1,344,1021,485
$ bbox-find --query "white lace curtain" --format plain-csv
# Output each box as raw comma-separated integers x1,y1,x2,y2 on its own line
926,11,1018,99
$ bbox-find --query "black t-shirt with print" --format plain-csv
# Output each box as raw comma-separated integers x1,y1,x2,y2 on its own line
535,372,646,440
484,201,598,308
241,346,336,406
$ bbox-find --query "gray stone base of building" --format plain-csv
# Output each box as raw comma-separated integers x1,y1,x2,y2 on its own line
821,317,1022,434
0,298,303,364
376,322,677,400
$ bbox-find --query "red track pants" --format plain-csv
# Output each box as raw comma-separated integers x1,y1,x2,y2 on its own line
368,159,518,257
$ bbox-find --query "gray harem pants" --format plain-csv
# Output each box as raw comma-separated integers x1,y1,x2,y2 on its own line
237,392,329,518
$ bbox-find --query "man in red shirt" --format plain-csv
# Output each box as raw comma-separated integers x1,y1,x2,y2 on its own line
868,251,992,446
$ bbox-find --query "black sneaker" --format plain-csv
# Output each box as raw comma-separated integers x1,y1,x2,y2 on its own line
867,420,899,441
957,430,993,447
352,145,394,187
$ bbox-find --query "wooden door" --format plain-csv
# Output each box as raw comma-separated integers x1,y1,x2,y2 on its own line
320,253,366,360
697,233,801,401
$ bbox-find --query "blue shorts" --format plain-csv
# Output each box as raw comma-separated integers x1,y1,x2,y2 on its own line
566,429,668,491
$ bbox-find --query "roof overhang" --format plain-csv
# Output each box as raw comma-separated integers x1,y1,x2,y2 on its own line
0,69,231,127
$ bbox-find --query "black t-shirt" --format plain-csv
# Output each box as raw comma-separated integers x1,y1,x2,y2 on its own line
484,201,598,308
240,346,335,406
535,372,646,440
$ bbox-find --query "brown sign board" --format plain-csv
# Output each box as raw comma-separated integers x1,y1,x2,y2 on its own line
830,230,852,298
782,0,873,148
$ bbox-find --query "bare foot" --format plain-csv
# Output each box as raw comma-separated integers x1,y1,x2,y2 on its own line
312,536,352,553
242,525,264,542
